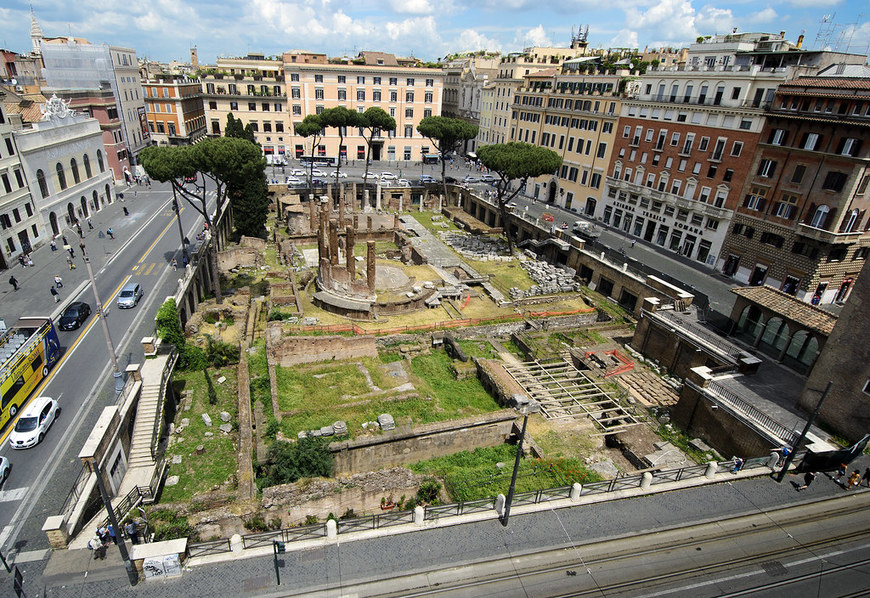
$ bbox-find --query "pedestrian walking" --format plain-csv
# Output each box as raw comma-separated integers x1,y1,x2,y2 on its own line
17,255,26,267
631,239,637,248
777,446,792,467
107,227,114,239
862,467,870,488
797,471,816,491
50,239,57,251
66,255,75,270
75,223,83,237
847,469,861,489
833,463,847,484
107,523,117,544
26,254,33,267
123,205,130,215
67,247,75,259
170,258,177,271
8,275,18,291
88,535,105,560
87,218,93,230
54,275,63,288
50,286,59,302
731,457,744,473
124,520,140,544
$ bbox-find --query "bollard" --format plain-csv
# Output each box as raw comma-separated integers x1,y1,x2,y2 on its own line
570,483,582,501
326,519,337,540
495,493,506,517
705,461,718,479
414,505,425,526
230,533,243,554
641,471,653,490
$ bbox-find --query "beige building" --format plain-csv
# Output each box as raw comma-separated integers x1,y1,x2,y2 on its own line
143,75,206,146
483,32,593,148
442,54,499,154
508,66,623,213
200,51,444,164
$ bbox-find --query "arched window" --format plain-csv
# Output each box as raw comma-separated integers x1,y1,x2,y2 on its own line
92,190,99,211
70,158,81,184
83,154,92,178
105,183,112,204
36,169,49,198
96,150,105,172
810,205,830,228
56,162,67,190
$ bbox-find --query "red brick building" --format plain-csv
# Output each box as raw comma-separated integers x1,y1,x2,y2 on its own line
719,68,870,305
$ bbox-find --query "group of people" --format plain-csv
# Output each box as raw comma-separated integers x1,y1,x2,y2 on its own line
797,465,870,491
87,520,143,559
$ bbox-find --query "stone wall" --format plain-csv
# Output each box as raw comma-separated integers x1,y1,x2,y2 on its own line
632,311,718,379
329,411,517,475
266,326,378,366
240,236,267,251
261,468,428,525
218,247,261,271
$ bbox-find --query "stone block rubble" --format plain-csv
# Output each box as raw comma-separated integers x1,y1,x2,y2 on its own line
510,259,582,299
440,232,513,261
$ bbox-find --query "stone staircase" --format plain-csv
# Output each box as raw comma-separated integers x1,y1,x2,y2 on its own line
127,383,161,468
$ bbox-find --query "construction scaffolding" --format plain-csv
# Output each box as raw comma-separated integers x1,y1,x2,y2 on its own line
504,358,641,433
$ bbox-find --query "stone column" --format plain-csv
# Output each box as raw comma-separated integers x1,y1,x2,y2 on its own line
339,194,345,225
353,213,359,229
329,219,340,266
367,215,373,230
393,214,400,228
438,194,443,212
320,257,332,288
367,241,376,292
398,196,403,212
309,198,317,233
376,182,382,211
363,189,370,213
346,225,355,280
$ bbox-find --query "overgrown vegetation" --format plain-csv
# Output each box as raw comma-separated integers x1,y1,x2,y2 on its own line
410,445,601,502
259,437,334,487
147,509,198,542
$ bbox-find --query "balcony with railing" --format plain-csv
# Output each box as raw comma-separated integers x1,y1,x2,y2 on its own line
796,223,865,245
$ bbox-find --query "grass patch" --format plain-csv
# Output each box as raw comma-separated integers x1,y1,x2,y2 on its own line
410,444,601,502
247,341,273,417
470,259,535,293
655,423,711,464
457,339,500,359
162,367,239,502
410,211,460,234
276,348,500,439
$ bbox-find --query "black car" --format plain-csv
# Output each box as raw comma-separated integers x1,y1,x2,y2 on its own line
59,301,91,331
445,176,458,184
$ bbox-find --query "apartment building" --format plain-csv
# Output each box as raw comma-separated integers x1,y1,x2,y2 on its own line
143,75,206,145
0,92,41,267
442,54,499,154
508,66,622,214
201,51,444,164
484,32,592,147
719,68,870,305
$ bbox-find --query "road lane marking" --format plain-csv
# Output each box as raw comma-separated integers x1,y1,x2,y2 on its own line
136,212,181,264
0,487,28,503
143,263,156,276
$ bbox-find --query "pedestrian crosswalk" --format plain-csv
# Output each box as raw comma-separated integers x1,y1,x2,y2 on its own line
131,262,169,275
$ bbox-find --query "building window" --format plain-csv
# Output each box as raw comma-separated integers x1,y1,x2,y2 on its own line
406,91,415,102
390,77,397,85
338,75,346,83
315,74,323,83
248,102,256,111
757,159,777,178
230,101,238,111
775,193,798,219
70,159,80,184
338,89,346,101
810,205,830,228
406,78,415,86
36,169,48,198
292,105,301,115
290,73,299,81
839,137,863,157
405,107,413,118
373,77,381,85
357,76,365,84
390,91,397,102
315,88,324,100
291,88,300,99
404,125,413,137
357,90,365,101
744,187,767,211
56,163,67,190
791,164,806,184
822,171,847,192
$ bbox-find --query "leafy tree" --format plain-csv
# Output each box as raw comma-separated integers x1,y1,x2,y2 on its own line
294,115,324,193
319,106,364,182
140,137,268,303
262,437,334,486
225,113,257,145
359,107,396,190
156,299,185,348
477,142,562,254
416,116,478,199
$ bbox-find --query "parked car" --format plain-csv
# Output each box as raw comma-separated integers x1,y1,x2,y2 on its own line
0,456,9,485
310,169,328,177
285,176,304,185
117,282,143,309
379,172,398,180
463,175,480,183
289,169,307,176
9,396,60,449
480,174,496,182
419,174,437,183
445,176,458,184
330,171,348,178
542,213,555,222
396,179,411,187
58,301,91,331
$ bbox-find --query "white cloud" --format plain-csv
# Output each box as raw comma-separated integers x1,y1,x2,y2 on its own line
624,0,697,41
384,16,439,40
744,7,777,25
609,29,639,49
454,29,502,53
516,25,553,47
388,0,435,15
787,0,842,6
695,6,734,34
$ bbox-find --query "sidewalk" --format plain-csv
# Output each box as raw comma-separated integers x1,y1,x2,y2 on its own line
0,182,171,326
20,455,870,597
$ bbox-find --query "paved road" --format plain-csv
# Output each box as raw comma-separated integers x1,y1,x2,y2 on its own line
12,458,869,597
0,181,214,555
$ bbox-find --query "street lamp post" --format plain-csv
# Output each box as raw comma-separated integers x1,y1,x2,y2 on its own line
172,191,188,261
74,225,124,393
501,395,541,527
92,460,138,586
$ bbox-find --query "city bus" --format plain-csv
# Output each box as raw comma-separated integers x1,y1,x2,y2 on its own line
0,317,62,430
299,155,337,167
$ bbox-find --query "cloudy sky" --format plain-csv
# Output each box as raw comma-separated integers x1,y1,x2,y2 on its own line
3,0,869,64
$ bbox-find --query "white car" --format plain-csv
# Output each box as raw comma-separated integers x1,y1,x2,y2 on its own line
396,179,411,187
9,396,60,449
330,171,348,178
379,172,398,180
289,169,306,177
285,176,303,185
310,169,328,177
0,456,9,486
480,174,496,182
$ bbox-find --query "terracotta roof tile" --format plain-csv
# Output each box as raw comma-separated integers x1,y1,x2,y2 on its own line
731,285,837,335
